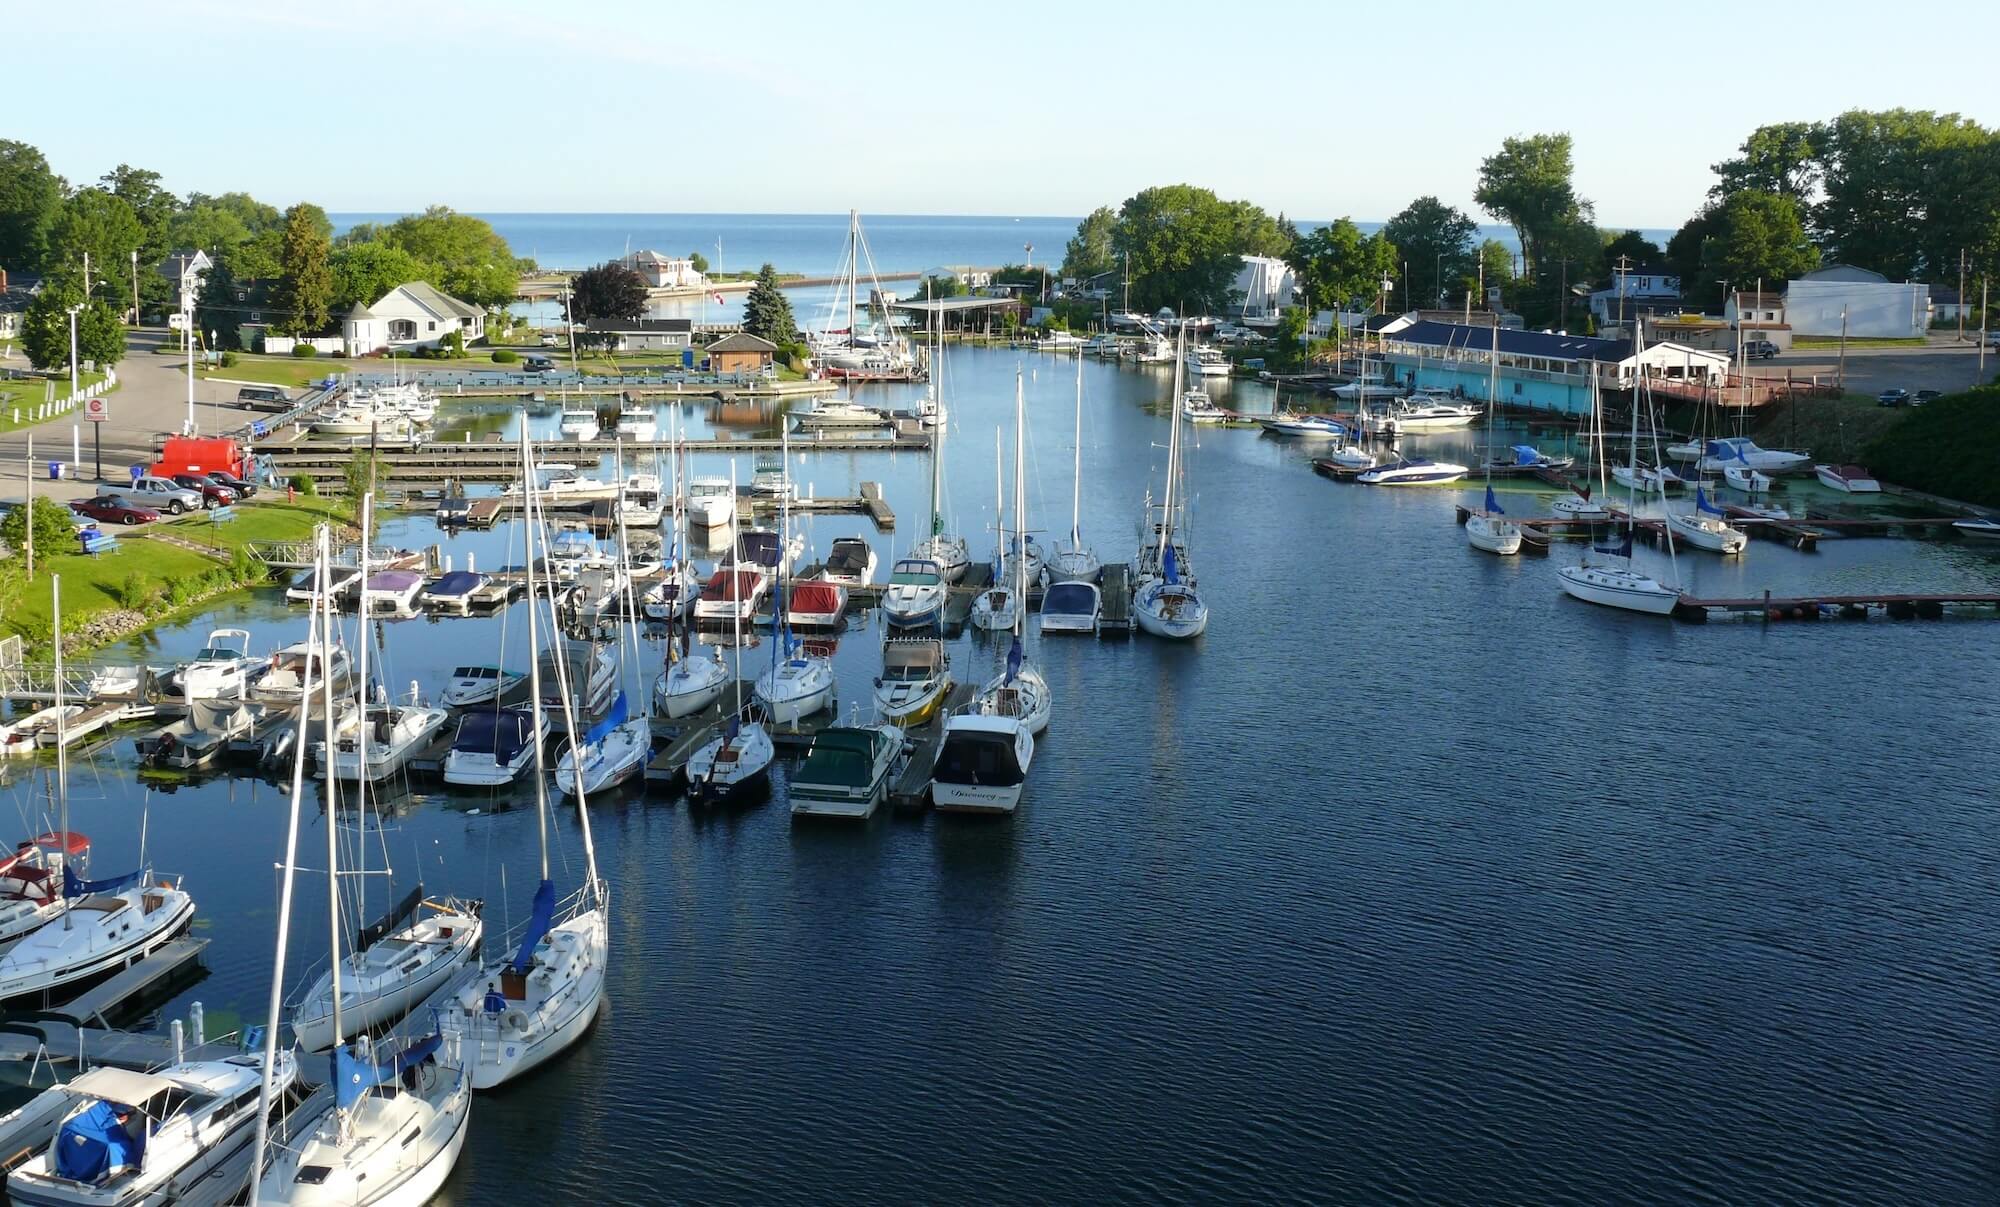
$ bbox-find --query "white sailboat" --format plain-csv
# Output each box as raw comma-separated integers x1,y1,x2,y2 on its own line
1558,331,1683,616
1666,485,1749,554
753,471,836,725
970,429,1017,633
1552,372,1615,522
1133,330,1211,640
437,428,609,1091
557,460,652,797
1464,324,1522,555
1048,351,1101,584
807,210,921,381
686,466,777,805
911,324,970,583
968,372,1053,737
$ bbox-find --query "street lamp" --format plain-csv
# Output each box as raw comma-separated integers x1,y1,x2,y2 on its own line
130,250,139,326
65,303,82,402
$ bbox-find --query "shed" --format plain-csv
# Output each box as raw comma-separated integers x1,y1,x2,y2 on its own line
706,331,779,374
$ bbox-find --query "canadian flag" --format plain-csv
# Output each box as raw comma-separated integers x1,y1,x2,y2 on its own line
712,291,725,305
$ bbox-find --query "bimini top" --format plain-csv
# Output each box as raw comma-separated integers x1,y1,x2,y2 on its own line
427,570,486,597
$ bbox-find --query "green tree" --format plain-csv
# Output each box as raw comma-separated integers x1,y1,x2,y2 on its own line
740,263,798,344
1273,306,1310,369
20,280,125,370
1711,121,1820,201
1705,191,1819,288
1286,219,1398,313
167,191,283,256
1110,185,1280,313
45,190,144,299
1381,197,1478,310
910,273,965,300
368,206,525,308
1811,108,1993,278
99,165,175,262
195,255,243,351
1,498,76,558
272,204,334,337
1665,207,1726,307
1060,205,1117,281
1472,239,1515,302
329,241,428,313
0,140,66,273
1600,229,1663,277
569,261,648,325
688,250,709,274
1474,133,1593,279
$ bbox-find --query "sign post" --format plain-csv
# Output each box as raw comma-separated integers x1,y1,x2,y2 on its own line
84,396,109,480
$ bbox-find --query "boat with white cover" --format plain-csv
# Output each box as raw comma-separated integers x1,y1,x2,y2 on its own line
1815,463,1881,493
1686,437,1810,473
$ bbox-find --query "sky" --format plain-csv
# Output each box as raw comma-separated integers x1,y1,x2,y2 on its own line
13,0,2000,230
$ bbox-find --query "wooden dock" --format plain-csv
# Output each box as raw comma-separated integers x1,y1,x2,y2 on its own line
887,682,977,810
1674,590,2000,623
1098,563,1134,636
261,433,929,481
43,938,211,1028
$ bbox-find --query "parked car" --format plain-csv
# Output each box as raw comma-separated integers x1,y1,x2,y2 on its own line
1913,389,1942,406
1745,339,1780,360
69,496,161,526
204,470,258,498
1876,388,1910,407
170,474,238,507
522,354,555,373
101,476,205,515
539,333,559,347
1985,330,2000,348
237,385,290,407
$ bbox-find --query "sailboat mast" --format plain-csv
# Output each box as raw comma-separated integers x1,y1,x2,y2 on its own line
847,210,858,348
928,286,943,536
1014,371,1028,638
728,463,742,715
52,577,68,931
992,429,1004,566
519,431,551,883
1071,351,1083,545
1160,326,1186,563
319,533,345,1058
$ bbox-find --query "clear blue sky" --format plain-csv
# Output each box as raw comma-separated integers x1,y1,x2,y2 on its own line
15,0,1998,229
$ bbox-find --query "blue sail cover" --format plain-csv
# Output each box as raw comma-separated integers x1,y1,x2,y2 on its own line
1163,542,1180,585
512,879,556,974
583,691,628,745
1697,487,1724,516
63,866,142,899
55,1101,144,1181
1005,636,1023,684
335,1034,445,1110
1594,535,1634,558
1485,485,1504,515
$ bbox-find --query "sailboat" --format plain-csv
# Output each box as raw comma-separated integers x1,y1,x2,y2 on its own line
1464,324,1522,555
966,372,1053,737
753,467,836,725
687,466,777,805
0,577,195,1005
1552,371,1615,522
969,429,1017,633
808,210,921,381
438,428,610,1090
1557,331,1683,615
910,321,969,582
1665,485,1749,554
254,528,471,1204
1132,329,1211,640
642,408,704,622
556,478,653,797
1048,351,1101,584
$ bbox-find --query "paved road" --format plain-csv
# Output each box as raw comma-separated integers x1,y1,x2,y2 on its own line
0,328,259,505
1747,334,1999,397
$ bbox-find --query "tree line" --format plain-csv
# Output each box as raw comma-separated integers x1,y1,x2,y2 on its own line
0,139,532,369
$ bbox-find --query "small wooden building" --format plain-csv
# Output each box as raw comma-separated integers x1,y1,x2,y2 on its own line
706,331,778,374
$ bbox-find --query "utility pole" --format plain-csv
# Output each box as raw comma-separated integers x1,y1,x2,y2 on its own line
130,250,139,327
1958,248,1968,343
66,304,82,402
24,434,32,579
1980,278,1989,387
1837,307,1849,391
1613,254,1632,330
182,276,196,436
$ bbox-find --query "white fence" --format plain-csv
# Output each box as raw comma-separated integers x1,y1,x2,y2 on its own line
3,367,117,426
261,335,348,356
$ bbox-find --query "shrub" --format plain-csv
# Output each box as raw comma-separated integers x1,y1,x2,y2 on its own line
291,345,317,358
166,575,198,607
220,350,239,368
230,545,260,583
1,497,75,555
491,349,519,364
115,570,162,610
291,472,317,497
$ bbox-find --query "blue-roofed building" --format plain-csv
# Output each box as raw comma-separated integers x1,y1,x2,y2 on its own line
1373,320,1730,417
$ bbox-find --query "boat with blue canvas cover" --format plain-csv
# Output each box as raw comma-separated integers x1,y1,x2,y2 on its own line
443,706,545,786
423,570,500,615
555,691,650,796
1484,444,1576,475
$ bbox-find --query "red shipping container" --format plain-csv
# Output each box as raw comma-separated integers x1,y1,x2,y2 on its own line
153,436,251,482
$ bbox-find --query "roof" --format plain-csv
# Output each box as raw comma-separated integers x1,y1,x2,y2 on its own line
582,317,693,334
1801,263,1887,284
67,1066,176,1107
1732,291,1784,308
1384,320,1631,364
379,280,481,321
889,296,1021,314
156,249,211,281
347,302,376,320
705,332,778,353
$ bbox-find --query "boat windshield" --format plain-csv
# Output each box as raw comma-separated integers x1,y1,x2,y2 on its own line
889,566,940,587
454,666,499,680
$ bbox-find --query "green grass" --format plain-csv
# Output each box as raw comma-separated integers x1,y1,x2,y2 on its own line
1860,386,2000,507
1791,336,1929,349
0,372,112,436
196,356,349,389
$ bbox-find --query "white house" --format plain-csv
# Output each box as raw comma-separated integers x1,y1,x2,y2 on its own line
1588,264,1681,323
1782,265,1929,339
156,249,212,299
581,317,693,351
1233,255,1296,319
342,282,485,354
621,251,705,290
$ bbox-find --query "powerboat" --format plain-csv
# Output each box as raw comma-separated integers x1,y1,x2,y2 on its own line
749,454,793,500
360,569,426,616
1724,464,1773,494
1181,390,1228,424
174,628,262,700
792,398,888,429
874,638,952,728
1665,488,1749,554
1612,464,1683,493
554,693,650,797
881,558,946,628
686,476,737,527
1258,413,1344,438
1692,437,1811,473
292,896,484,1051
543,530,606,582
320,694,450,781
615,473,663,527
930,714,1033,814
6,1054,298,1205
285,564,360,604
1184,344,1231,378
442,706,546,786
137,700,257,770
1954,517,2000,540
789,726,904,820
562,563,630,624
1816,464,1881,493
821,537,878,588
1377,400,1479,432
1357,458,1469,486
692,568,768,625
1040,579,1101,634
559,397,600,439
422,570,501,615
615,400,657,441
538,641,618,719
786,578,848,628
0,866,194,1002
439,664,526,709
684,714,774,804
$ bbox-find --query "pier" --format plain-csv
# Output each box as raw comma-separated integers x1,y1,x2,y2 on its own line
1674,590,2000,623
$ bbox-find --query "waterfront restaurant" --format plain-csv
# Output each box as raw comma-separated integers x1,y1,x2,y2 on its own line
1374,320,1730,416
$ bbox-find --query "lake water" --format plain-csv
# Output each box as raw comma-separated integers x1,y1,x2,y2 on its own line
11,346,2000,1203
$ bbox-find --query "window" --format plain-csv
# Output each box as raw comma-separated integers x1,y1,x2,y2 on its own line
427,321,437,332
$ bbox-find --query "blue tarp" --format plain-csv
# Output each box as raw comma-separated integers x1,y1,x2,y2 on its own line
63,867,142,899
55,1101,143,1182
428,570,483,597
1511,445,1543,466
583,692,628,746
1005,637,1023,684
335,1034,444,1111
512,879,556,974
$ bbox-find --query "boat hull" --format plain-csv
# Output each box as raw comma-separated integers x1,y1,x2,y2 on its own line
1557,565,1680,615
1465,515,1522,555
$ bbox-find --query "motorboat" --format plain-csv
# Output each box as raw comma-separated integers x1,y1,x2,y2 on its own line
559,397,601,439
1557,561,1681,614
749,454,793,500
320,694,450,781
562,563,630,623
653,636,729,720
1376,400,1480,432
138,700,256,770
1612,463,1683,493
174,629,262,701
6,1055,298,1205
1181,390,1228,424
792,398,888,430
789,726,904,820
615,400,657,441
786,578,848,628
310,404,414,438
0,833,87,951
360,569,426,616
686,475,737,527
881,558,946,628
0,867,194,1002
538,641,618,718
1035,331,1088,353
285,564,360,604
252,640,352,707
422,570,499,614
1692,437,1811,473
874,638,952,728
442,706,546,786
821,537,878,588
1552,493,1614,522
641,561,703,622
1357,458,1469,486
692,567,768,624
1724,464,1773,494
439,664,526,709
1665,488,1748,554
292,895,484,1051
930,714,1033,814
1259,413,1344,438
1954,517,2000,540
555,693,651,797
1333,380,1404,401
1184,344,1231,378
1040,579,1101,634
535,466,618,503
543,530,606,582
685,714,775,804
1816,464,1881,493
615,472,664,527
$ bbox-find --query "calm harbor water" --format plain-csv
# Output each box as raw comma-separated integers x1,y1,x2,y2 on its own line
8,347,2000,1202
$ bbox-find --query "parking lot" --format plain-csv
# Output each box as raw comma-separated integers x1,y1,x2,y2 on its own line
1749,336,1996,399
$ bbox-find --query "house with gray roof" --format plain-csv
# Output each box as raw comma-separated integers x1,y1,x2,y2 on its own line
340,281,485,354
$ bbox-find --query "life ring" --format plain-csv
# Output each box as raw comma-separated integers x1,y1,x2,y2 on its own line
501,1008,531,1034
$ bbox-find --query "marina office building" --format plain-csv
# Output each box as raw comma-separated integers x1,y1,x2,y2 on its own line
1372,320,1731,416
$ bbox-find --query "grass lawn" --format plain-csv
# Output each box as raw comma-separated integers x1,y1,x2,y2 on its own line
1791,336,1929,349
0,372,112,436
195,356,351,389
195,495,349,548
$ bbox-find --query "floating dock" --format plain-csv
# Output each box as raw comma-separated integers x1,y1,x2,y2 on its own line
887,682,978,811
43,938,211,1029
1098,564,1134,636
1674,591,2000,623
261,433,929,481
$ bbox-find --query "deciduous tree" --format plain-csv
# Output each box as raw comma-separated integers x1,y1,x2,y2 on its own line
368,206,526,308
45,189,144,300
0,140,65,273
1381,197,1478,309
569,261,648,326
1060,206,1117,282
21,279,125,370
1286,219,1398,313
1474,133,1593,279
1110,185,1280,313
329,241,429,313
1711,121,1820,201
